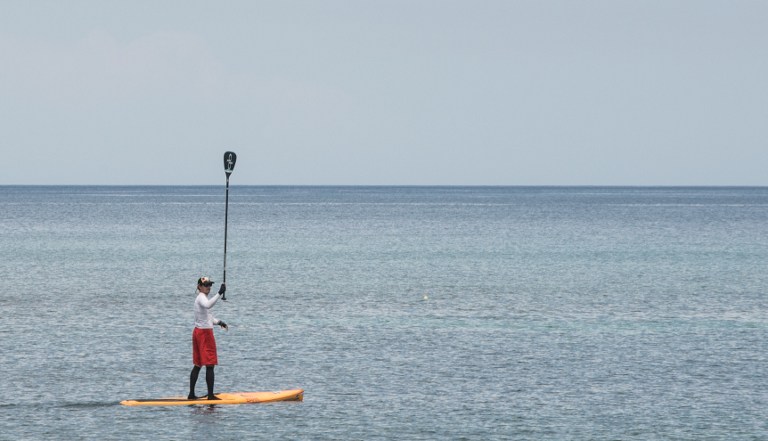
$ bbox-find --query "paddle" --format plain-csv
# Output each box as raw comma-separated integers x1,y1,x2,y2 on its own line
222,151,237,301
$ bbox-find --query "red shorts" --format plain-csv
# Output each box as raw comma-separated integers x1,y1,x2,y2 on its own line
192,328,218,366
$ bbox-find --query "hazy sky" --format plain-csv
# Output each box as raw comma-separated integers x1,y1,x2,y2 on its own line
1,1,766,185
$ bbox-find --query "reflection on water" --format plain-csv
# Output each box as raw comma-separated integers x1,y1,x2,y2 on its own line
190,405,220,416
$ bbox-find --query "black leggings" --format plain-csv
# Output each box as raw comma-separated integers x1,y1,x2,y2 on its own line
189,365,215,398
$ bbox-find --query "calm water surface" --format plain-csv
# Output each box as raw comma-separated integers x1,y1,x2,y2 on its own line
1,186,766,440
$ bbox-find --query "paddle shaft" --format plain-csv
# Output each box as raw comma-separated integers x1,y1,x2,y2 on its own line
222,175,230,300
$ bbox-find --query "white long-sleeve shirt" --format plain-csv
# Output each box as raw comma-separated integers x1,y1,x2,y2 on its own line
194,291,222,329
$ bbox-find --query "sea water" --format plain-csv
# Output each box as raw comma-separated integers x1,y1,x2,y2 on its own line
0,186,766,440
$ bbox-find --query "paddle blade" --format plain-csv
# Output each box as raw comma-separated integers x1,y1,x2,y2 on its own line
224,151,237,176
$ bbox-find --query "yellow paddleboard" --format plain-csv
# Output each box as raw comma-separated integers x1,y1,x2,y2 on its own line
120,389,304,406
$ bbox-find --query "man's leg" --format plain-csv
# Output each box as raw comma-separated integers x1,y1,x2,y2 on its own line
189,365,202,399
206,365,219,400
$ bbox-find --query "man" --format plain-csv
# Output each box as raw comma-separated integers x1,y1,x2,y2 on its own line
189,276,228,400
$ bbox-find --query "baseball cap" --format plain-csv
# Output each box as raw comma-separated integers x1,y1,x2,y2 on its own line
197,276,214,287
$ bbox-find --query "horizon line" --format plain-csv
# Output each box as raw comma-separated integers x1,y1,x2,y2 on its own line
2,184,767,188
